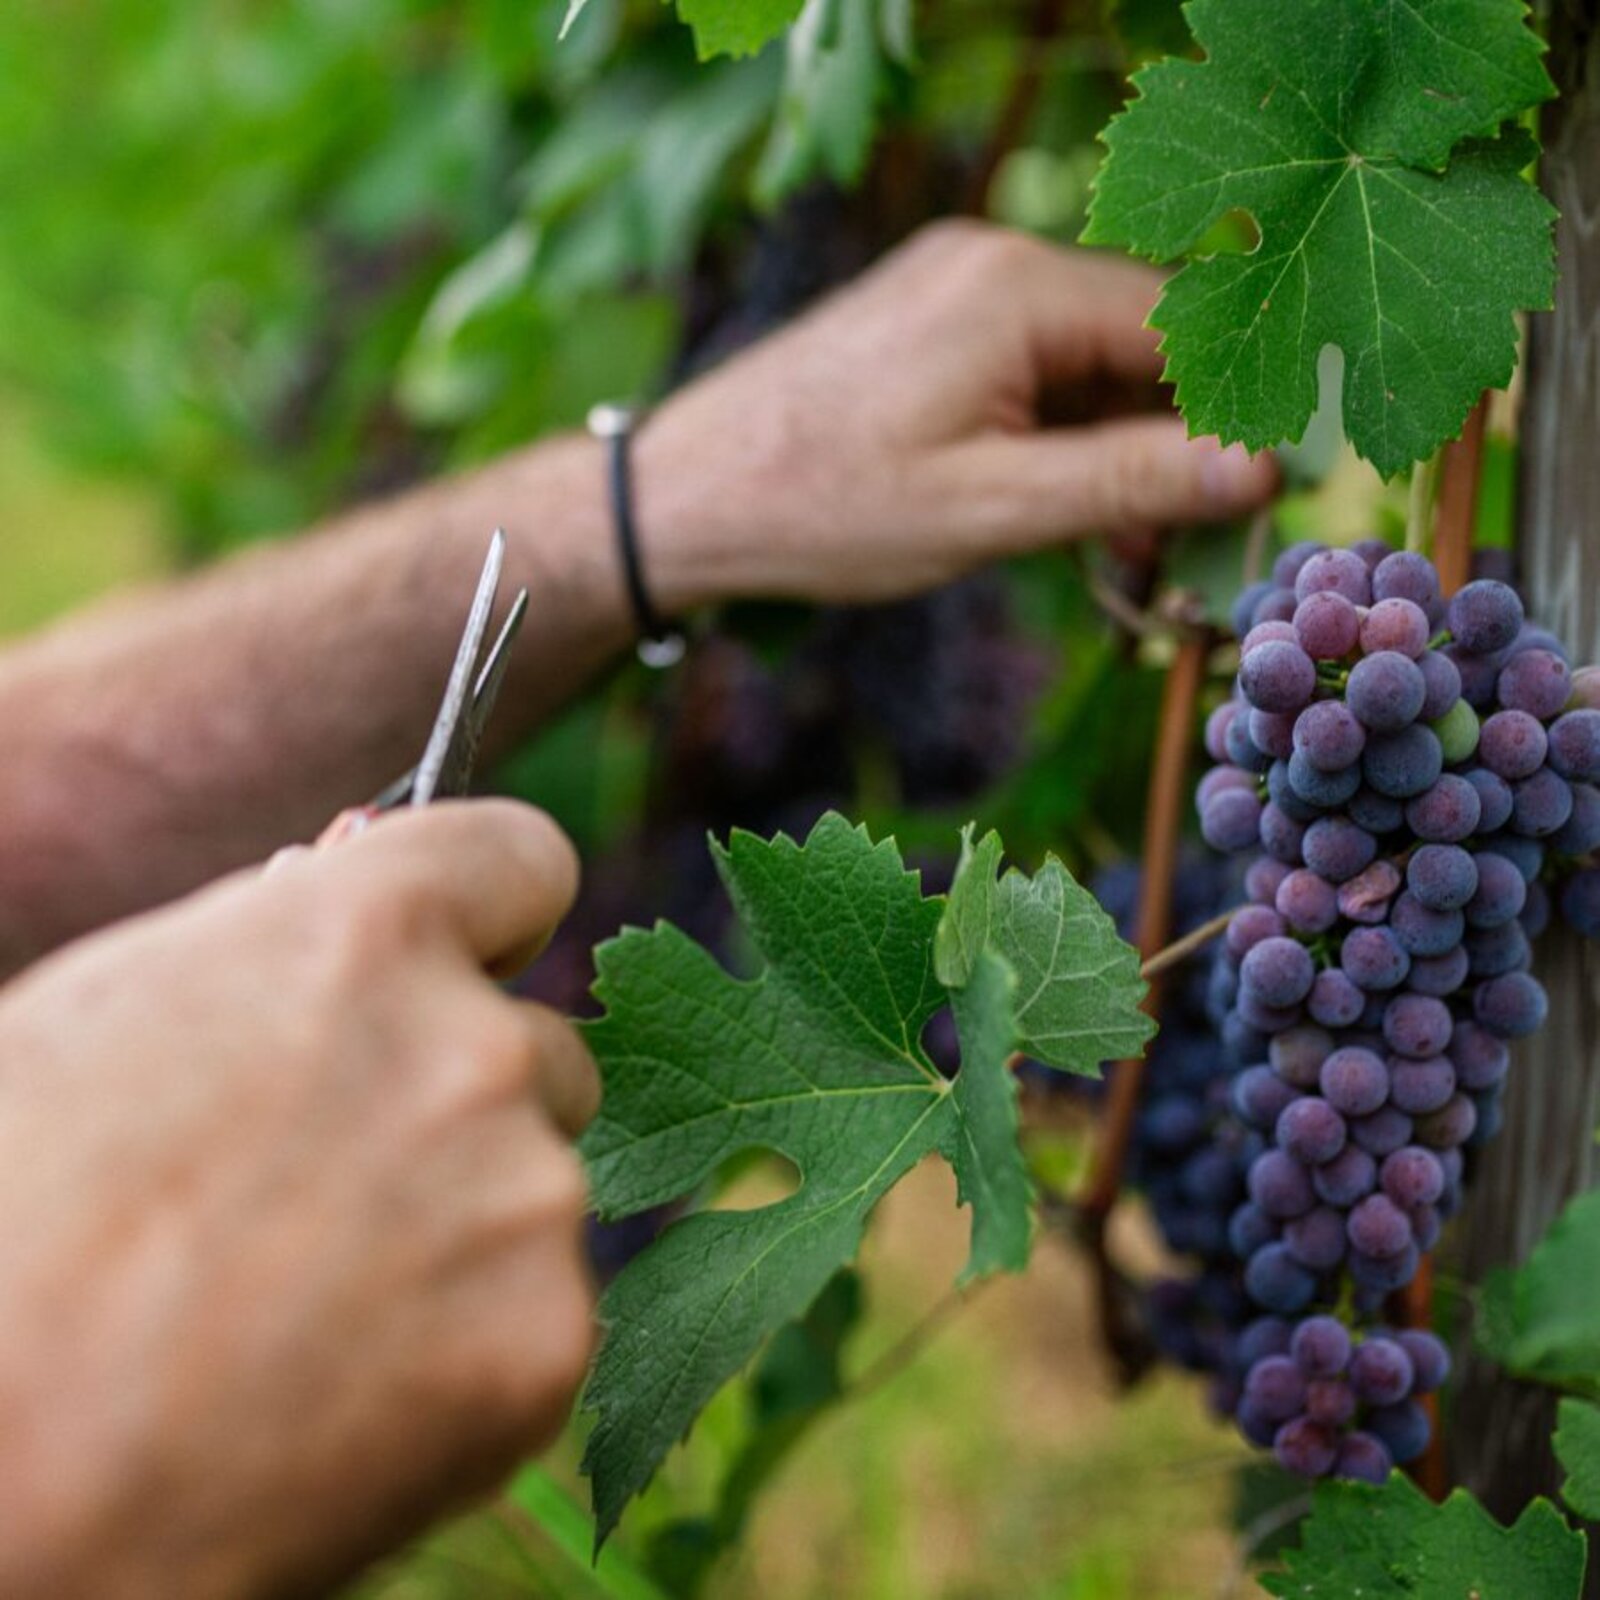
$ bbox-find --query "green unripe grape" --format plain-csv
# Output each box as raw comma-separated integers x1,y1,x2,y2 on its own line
1429,699,1481,764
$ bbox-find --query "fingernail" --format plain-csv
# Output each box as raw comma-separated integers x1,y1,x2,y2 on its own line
1201,441,1270,506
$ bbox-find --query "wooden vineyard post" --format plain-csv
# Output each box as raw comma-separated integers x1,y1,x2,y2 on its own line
1446,0,1600,1540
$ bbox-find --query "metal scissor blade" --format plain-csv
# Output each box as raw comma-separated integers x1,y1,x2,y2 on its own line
429,586,528,802
411,531,506,808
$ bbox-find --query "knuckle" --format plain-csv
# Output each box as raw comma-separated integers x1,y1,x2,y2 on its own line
321,871,440,974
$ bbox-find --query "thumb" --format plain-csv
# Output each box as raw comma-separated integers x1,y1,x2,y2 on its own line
944,416,1278,552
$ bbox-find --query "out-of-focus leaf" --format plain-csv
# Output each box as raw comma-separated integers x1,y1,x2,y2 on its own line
1556,1398,1600,1521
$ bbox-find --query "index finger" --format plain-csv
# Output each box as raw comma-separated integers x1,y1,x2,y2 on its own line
312,799,581,970
1012,240,1169,386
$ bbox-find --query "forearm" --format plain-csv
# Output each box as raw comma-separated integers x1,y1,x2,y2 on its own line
0,432,693,974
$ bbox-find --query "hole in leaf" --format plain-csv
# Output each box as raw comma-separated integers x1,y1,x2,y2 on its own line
921,1005,960,1077
706,1150,802,1213
1192,207,1262,256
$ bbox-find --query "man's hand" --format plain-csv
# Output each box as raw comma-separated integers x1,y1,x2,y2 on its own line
640,221,1280,609
0,803,597,1599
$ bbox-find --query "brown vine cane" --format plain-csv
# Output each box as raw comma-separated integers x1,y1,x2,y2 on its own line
1395,392,1489,1503
1078,611,1212,1377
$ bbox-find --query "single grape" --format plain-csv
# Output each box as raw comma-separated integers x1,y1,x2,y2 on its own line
1550,709,1600,782
1319,1046,1389,1117
1349,1335,1416,1404
1417,650,1463,721
1373,551,1442,616
1284,1206,1348,1271
1478,709,1548,780
1305,1377,1357,1428
1352,538,1394,571
1571,665,1600,708
1226,904,1287,960
1388,1056,1457,1115
1236,1396,1279,1447
1277,869,1339,934
1465,918,1531,978
1349,1241,1421,1295
1499,648,1572,720
1552,783,1600,855
1245,1241,1318,1312
1238,990,1303,1034
1274,1417,1340,1477
1295,549,1372,607
1414,1093,1479,1149
1389,892,1465,959
1509,625,1571,661
1561,869,1600,938
1405,774,1482,843
1361,597,1430,659
1295,591,1362,659
1289,749,1363,807
1202,788,1263,852
1366,1400,1431,1465
1290,1315,1352,1377
1335,1431,1395,1485
1409,1201,1444,1250
1302,817,1376,883
1407,844,1479,912
1197,764,1256,811
1259,802,1309,865
1229,1202,1278,1259
1142,1095,1209,1150
1380,1146,1445,1208
1341,926,1411,991
1428,698,1482,765
1348,1195,1413,1259
1337,860,1402,925
1464,850,1528,930
1241,936,1316,1007
1249,708,1298,761
1522,879,1553,939
1250,1149,1316,1219
1351,1106,1415,1158
1363,725,1444,799
1294,700,1367,772
1233,1065,1301,1131
1348,651,1427,733
1308,969,1366,1028
1277,1096,1348,1164
1383,994,1453,1059
1396,1330,1452,1393
1446,579,1525,654
1270,1024,1334,1089
1511,768,1574,837
1313,1142,1378,1206
1463,767,1514,833
1244,1352,1309,1420
1451,1020,1510,1091
1241,639,1317,714
1350,785,1407,834
1474,971,1549,1038
1407,946,1471,997
1238,1315,1294,1367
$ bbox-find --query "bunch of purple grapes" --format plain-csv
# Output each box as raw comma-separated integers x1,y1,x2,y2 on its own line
1236,1316,1449,1482
1195,539,1600,1479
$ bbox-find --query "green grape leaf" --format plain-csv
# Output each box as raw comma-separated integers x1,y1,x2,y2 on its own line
578,813,1148,1543
1557,1398,1600,1521
1261,1474,1587,1599
1480,1188,1600,1392
1085,0,1556,477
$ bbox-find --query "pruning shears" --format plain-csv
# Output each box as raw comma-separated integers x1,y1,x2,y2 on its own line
315,531,529,846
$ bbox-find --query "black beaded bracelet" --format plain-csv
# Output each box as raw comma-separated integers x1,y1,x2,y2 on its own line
587,404,686,669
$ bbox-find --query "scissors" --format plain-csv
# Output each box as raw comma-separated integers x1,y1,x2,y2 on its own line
307,532,527,849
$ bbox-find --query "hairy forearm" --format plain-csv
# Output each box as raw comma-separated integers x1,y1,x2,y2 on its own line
0,434,660,975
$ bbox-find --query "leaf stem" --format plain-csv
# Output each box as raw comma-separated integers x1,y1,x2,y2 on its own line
1140,908,1235,980
1406,453,1438,555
